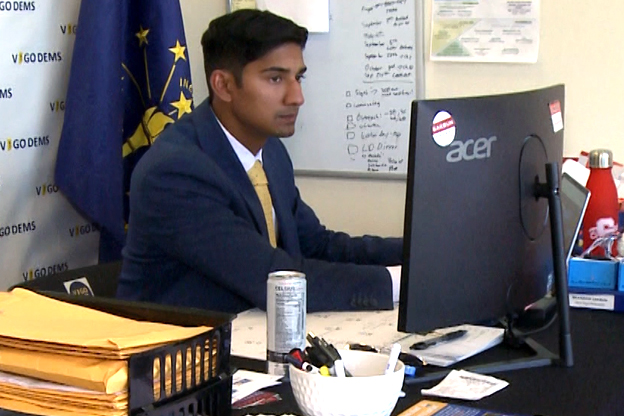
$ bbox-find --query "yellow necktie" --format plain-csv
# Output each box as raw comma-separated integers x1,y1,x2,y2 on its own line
248,160,277,247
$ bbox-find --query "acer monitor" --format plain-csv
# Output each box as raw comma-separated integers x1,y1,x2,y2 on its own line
398,85,566,334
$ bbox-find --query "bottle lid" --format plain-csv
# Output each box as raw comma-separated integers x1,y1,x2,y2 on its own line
588,149,613,168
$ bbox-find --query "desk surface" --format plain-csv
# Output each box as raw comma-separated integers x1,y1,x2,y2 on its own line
232,309,624,416
0,309,619,416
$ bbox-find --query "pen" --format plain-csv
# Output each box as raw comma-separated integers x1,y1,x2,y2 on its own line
288,348,307,363
334,359,346,377
285,351,320,374
301,362,320,374
404,364,417,377
307,332,339,362
385,343,401,374
305,345,331,368
284,354,304,369
346,343,378,353
409,329,467,350
307,332,353,376
399,352,425,367
348,343,426,367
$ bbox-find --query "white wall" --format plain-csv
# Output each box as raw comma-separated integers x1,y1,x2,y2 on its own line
182,0,623,239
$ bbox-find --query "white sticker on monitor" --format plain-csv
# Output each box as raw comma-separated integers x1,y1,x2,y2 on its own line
431,111,456,147
549,100,563,133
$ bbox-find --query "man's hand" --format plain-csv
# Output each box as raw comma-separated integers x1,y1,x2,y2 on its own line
386,265,402,303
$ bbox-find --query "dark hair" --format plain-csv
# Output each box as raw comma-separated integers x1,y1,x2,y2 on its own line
201,9,308,100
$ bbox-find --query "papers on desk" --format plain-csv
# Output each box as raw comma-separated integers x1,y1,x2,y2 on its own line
0,289,215,416
0,289,211,359
231,370,282,404
421,370,509,400
232,307,504,368
397,325,505,367
0,370,127,416
233,307,410,360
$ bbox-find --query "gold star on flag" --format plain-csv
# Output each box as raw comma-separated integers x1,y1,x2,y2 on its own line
136,26,149,46
171,91,192,119
169,40,187,62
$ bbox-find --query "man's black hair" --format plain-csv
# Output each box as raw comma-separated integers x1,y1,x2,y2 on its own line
201,9,309,101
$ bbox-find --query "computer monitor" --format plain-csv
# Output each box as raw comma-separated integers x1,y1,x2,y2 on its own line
398,85,565,334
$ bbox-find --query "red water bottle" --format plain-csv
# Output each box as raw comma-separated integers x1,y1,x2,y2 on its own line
582,149,619,256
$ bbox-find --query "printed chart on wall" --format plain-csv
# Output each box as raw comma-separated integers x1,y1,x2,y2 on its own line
430,0,540,63
283,0,420,176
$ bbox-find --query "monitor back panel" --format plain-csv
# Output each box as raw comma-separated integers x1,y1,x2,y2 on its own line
399,85,565,333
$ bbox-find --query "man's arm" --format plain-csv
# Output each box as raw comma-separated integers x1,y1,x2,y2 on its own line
293,191,403,266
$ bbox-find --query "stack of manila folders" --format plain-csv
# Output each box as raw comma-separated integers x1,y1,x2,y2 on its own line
0,288,215,416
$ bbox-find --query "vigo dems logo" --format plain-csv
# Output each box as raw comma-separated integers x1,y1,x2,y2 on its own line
0,88,12,99
0,136,50,151
0,1,35,11
50,100,65,112
12,51,62,64
430,110,497,163
22,261,68,281
60,23,77,35
69,222,100,237
35,183,59,196
63,277,94,296
0,221,36,238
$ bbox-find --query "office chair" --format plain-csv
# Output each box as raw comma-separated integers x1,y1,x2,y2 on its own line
10,261,122,298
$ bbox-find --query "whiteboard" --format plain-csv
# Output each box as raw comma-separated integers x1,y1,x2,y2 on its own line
283,0,424,177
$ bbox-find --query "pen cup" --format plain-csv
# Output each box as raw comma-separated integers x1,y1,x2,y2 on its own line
289,349,404,416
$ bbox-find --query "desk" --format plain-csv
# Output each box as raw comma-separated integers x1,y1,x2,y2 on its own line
232,309,624,416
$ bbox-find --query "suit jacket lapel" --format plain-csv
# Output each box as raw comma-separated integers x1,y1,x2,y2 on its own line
191,101,269,237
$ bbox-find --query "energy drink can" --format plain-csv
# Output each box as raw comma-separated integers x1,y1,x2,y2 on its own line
266,271,306,376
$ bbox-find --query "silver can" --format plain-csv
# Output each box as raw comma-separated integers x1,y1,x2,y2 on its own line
266,271,306,376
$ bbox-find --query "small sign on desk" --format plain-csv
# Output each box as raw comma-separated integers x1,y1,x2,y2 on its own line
398,399,528,416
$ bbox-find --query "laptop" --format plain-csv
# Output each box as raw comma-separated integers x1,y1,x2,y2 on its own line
560,172,591,262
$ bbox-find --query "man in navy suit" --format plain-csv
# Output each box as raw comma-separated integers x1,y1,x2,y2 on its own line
116,9,403,314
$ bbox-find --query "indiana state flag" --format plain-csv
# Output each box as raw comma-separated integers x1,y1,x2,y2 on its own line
56,0,193,260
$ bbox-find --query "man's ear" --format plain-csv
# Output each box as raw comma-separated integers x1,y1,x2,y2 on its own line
209,69,237,103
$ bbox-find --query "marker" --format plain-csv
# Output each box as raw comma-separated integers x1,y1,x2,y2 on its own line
404,365,417,377
399,352,425,367
385,343,401,375
334,359,346,377
284,354,304,369
346,343,378,352
301,361,320,374
289,348,306,363
410,329,467,350
307,332,353,376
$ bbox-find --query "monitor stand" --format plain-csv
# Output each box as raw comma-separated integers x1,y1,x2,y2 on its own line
405,162,573,385
533,162,574,367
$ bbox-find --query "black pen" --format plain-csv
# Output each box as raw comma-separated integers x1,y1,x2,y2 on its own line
347,343,426,367
410,329,467,350
307,332,353,376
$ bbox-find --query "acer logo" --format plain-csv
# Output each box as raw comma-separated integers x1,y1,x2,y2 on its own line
446,136,497,163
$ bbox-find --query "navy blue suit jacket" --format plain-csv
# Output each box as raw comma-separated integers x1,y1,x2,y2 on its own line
116,100,403,313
